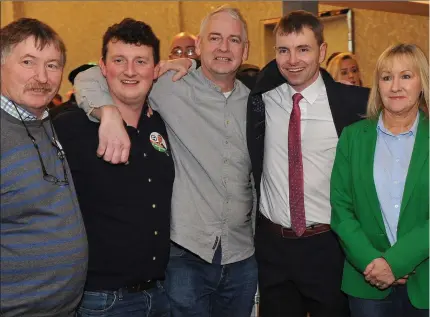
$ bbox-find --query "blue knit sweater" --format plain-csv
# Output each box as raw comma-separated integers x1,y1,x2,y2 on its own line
1,109,88,316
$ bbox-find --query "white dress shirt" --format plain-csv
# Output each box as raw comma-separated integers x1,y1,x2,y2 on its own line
260,73,338,227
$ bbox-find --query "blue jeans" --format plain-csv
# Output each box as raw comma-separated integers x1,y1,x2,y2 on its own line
76,281,170,317
165,243,258,317
349,285,429,317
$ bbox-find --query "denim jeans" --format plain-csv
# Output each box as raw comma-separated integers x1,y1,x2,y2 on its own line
349,285,429,317
165,243,258,317
76,281,170,317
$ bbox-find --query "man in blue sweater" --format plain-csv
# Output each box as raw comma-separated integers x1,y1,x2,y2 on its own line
0,18,88,316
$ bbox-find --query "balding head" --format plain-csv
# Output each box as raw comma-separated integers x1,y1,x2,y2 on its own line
169,32,198,60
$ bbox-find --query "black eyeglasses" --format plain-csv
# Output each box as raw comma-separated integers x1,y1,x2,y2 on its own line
12,102,69,186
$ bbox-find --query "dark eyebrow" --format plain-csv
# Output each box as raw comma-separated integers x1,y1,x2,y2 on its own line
296,45,311,49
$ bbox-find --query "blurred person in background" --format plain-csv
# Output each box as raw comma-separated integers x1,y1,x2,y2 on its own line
238,63,260,78
47,93,63,109
52,93,62,106
327,52,363,86
331,43,429,317
169,32,198,60
326,51,340,67
237,63,260,88
67,63,97,102
50,63,96,118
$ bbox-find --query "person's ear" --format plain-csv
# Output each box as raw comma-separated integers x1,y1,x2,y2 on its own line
99,57,107,77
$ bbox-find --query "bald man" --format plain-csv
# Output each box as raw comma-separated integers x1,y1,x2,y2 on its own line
169,32,198,60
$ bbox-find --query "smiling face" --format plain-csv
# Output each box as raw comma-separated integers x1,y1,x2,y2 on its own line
275,27,326,92
339,57,361,86
196,11,248,85
378,55,422,116
100,40,157,109
0,36,63,117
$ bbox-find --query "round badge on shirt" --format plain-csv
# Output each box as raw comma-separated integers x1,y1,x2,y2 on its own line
149,132,168,154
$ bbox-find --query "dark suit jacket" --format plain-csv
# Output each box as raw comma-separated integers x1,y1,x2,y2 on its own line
246,59,370,202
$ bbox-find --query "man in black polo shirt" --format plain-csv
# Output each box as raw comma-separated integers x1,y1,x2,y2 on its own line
53,18,174,316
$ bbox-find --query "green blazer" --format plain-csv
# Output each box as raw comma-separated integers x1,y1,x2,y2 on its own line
330,113,429,309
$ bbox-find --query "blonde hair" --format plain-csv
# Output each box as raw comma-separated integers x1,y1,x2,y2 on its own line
326,52,362,85
366,43,429,119
199,5,248,43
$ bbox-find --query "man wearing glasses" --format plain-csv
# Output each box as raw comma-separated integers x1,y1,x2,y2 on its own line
169,32,199,60
0,18,87,316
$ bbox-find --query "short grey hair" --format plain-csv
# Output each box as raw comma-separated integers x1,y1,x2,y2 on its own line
1,47,11,65
199,5,248,43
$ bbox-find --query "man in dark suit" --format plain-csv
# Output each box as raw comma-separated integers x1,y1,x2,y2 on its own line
247,11,370,317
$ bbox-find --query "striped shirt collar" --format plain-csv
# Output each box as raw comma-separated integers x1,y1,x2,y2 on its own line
1,95,49,121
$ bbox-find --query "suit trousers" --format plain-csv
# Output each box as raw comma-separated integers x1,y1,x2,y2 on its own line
255,215,350,317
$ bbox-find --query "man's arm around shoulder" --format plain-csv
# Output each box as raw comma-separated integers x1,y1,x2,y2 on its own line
74,66,114,122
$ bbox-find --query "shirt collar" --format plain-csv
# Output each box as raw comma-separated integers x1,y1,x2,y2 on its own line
196,67,238,94
1,95,49,121
377,111,420,136
287,71,325,105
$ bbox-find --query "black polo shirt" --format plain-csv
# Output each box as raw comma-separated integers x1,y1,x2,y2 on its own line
53,105,174,291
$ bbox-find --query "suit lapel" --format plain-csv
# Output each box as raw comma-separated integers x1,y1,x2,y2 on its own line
321,69,345,137
399,115,429,222
361,120,388,233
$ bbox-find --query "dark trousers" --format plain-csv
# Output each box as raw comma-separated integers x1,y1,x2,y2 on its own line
255,215,350,317
349,285,429,317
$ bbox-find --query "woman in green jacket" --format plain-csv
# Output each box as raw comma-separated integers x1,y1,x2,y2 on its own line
330,43,429,317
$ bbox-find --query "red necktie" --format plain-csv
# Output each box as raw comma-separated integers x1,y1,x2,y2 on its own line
288,93,306,236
